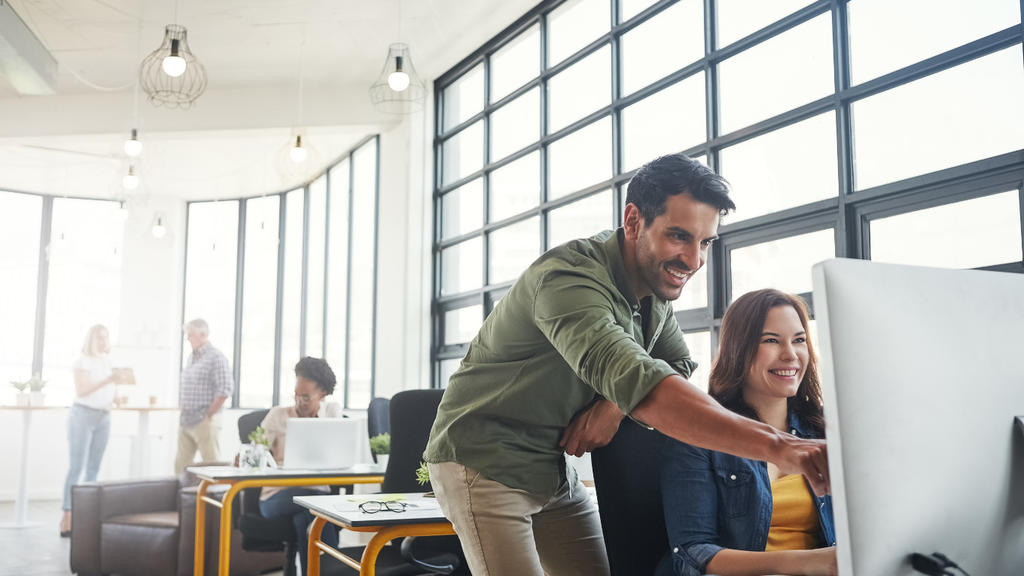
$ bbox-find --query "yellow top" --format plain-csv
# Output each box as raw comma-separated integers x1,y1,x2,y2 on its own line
765,473,822,551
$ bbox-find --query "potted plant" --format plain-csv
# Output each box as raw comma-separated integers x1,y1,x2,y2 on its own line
10,380,30,406
238,426,274,470
415,461,430,487
369,433,391,468
28,376,47,406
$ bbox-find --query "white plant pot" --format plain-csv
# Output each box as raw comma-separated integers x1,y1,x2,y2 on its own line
29,391,45,406
15,392,30,406
376,454,390,469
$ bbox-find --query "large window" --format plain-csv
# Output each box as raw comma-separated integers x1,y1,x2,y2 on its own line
432,0,1024,385
183,137,379,408
0,192,127,405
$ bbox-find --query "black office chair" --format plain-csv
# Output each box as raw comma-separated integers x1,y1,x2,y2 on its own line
235,408,301,576
368,397,391,463
592,418,670,576
325,389,467,576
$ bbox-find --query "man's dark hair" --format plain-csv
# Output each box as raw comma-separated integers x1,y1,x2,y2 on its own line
294,356,337,395
625,153,736,226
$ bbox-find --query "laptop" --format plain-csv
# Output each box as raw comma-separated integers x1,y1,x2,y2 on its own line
281,418,361,470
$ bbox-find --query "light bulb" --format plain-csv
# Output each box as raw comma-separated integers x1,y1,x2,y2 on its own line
124,129,142,157
387,70,410,92
152,217,167,239
122,168,139,190
289,135,307,163
117,201,129,221
162,55,187,77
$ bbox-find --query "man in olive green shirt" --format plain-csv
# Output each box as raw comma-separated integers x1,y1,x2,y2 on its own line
424,154,830,576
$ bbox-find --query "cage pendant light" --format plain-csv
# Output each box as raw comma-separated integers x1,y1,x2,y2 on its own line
369,43,425,114
140,25,207,109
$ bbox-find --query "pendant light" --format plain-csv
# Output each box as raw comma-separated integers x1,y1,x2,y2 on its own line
124,128,142,157
140,1,206,109
289,135,307,164
151,214,167,238
369,2,424,114
122,165,140,190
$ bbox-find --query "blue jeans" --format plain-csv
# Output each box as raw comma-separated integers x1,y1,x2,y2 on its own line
259,487,339,575
63,404,110,510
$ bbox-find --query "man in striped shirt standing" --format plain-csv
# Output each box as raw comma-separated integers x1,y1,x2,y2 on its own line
175,318,234,475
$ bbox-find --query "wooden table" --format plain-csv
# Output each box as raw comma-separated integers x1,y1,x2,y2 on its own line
295,493,457,576
188,464,386,576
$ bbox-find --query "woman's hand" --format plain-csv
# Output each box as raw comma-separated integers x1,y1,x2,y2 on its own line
797,546,837,576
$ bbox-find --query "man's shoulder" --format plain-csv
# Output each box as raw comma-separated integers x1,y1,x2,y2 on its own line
526,231,616,284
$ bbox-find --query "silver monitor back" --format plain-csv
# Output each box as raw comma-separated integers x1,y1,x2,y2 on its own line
812,258,1024,576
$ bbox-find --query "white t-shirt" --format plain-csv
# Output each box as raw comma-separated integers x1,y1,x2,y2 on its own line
73,354,115,410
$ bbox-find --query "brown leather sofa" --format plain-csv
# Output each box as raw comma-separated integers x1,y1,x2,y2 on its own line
70,474,282,576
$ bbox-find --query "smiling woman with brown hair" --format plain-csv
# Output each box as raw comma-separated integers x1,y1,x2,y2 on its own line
657,289,837,576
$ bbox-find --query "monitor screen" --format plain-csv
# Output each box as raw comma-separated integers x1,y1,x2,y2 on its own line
812,258,1024,576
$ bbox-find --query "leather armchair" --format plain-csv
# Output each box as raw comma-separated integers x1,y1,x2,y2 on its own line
70,474,281,576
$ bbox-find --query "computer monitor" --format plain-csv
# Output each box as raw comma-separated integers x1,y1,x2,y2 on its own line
282,418,361,470
812,258,1024,576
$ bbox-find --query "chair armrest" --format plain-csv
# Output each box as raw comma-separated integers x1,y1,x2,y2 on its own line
399,536,460,575
70,483,103,575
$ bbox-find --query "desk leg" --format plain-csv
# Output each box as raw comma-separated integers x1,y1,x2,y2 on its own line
308,515,326,576
218,484,241,576
13,409,32,526
132,410,150,477
194,480,208,576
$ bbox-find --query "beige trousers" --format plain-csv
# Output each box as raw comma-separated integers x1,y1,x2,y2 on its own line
428,461,610,576
174,415,222,474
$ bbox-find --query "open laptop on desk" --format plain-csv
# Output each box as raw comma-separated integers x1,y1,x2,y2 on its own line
282,418,362,470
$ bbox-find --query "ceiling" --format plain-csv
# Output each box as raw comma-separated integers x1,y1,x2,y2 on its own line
0,0,536,200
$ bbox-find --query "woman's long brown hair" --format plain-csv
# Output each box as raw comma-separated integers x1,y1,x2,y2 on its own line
708,289,825,437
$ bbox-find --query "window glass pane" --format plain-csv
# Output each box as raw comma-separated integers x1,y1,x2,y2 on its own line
548,45,611,134
853,46,1024,190
489,217,541,284
870,191,1022,268
682,329,711,392
442,178,484,239
348,141,377,409
548,118,613,200
719,14,833,134
278,190,304,399
239,195,279,408
439,358,462,388
442,121,485,186
444,304,483,345
326,160,350,396
621,0,658,22
184,201,238,371
490,87,540,161
849,0,1020,84
717,0,814,47
491,24,540,102
671,257,709,311
490,152,540,222
443,64,485,132
621,73,706,173
730,228,835,301
43,199,125,405
720,111,837,222
547,0,611,66
306,177,327,358
441,237,483,296
0,192,41,388
620,0,703,96
547,190,613,248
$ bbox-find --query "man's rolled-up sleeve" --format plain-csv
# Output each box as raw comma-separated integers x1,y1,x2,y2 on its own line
533,270,676,414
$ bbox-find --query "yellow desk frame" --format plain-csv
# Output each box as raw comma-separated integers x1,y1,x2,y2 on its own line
307,511,457,576
194,474,385,576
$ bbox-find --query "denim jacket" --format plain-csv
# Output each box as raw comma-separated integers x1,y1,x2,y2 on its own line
655,413,836,576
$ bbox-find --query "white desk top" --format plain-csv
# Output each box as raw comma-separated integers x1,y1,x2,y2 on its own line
294,493,447,527
187,463,385,481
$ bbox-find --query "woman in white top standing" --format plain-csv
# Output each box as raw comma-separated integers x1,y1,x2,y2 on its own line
60,324,120,537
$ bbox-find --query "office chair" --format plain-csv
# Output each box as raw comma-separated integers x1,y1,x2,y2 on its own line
325,389,466,576
235,408,301,576
368,397,391,463
592,418,670,576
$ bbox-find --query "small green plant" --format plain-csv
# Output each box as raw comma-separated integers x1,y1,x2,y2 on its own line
10,380,29,392
369,433,391,455
28,377,46,392
415,461,430,487
248,426,270,447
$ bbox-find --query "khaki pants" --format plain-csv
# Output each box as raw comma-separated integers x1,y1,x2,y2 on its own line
429,461,610,576
174,415,222,474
